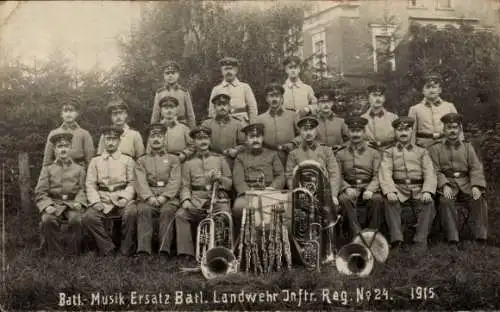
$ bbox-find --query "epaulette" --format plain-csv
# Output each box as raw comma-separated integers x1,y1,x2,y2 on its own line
333,143,348,153
121,152,133,159
156,86,167,93
286,108,296,112
231,115,242,122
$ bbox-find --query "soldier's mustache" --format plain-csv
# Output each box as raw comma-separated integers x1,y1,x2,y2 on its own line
152,140,161,144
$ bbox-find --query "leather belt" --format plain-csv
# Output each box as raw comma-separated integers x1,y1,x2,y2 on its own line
50,193,76,200
149,181,166,187
97,184,127,192
191,185,209,191
345,178,371,185
393,178,424,185
416,132,443,139
231,107,247,114
443,171,468,178
73,157,85,164
370,140,394,148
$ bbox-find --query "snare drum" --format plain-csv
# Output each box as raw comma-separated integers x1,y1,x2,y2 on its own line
244,190,291,229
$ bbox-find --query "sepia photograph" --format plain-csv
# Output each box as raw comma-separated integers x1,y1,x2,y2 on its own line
0,0,499,310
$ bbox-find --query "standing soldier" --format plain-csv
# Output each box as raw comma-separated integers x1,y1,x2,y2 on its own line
97,96,145,160
314,89,348,148
379,117,437,253
208,57,258,123
175,126,233,262
146,95,194,162
135,123,182,258
428,113,488,245
150,60,196,128
232,123,285,225
282,56,317,113
286,116,341,207
361,84,398,150
200,90,247,165
408,73,459,148
254,83,299,166
35,133,87,256
336,117,384,238
83,126,138,256
42,96,95,167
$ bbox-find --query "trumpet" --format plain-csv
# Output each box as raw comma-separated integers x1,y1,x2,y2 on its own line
195,180,236,279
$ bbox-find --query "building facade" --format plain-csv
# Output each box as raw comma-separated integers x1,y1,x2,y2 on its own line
300,0,500,86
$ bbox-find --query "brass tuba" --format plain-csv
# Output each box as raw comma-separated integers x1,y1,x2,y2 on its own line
195,180,236,279
335,229,389,277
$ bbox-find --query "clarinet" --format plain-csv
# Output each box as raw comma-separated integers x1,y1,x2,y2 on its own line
281,202,292,270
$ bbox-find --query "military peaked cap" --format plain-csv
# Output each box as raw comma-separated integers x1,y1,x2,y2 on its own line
163,60,181,72
392,117,414,129
106,96,128,112
211,90,231,104
367,84,386,95
49,132,73,145
149,123,167,135
159,95,179,107
101,125,124,137
297,116,319,129
423,72,442,85
315,89,336,102
282,55,302,67
241,123,265,136
441,113,463,125
189,126,212,139
60,96,81,110
264,83,285,95
218,57,239,67
345,116,368,130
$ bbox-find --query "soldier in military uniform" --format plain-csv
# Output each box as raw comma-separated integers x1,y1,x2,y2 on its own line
146,95,194,161
254,83,299,166
83,126,138,256
175,126,233,261
42,96,95,167
286,116,342,207
200,90,247,165
150,61,196,128
135,123,182,257
97,96,145,160
282,56,317,113
379,117,437,252
336,116,384,238
35,132,87,256
428,113,488,244
408,73,460,148
232,123,285,224
208,57,258,122
360,84,398,150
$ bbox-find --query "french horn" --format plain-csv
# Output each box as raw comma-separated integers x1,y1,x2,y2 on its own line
335,229,389,277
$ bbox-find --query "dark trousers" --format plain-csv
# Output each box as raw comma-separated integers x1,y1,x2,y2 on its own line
40,210,83,256
339,192,384,238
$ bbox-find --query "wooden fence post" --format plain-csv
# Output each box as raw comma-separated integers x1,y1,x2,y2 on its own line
18,152,31,212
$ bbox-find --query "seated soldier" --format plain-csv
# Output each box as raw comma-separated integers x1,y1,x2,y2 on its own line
35,132,87,256
147,95,194,161
175,126,233,262
378,117,437,254
83,126,138,256
135,123,182,258
232,123,285,225
428,113,488,245
336,116,384,238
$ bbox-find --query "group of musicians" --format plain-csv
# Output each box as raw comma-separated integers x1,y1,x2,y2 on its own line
34,56,489,264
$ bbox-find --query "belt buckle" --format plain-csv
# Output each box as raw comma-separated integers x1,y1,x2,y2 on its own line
432,133,441,139
156,181,165,187
453,172,460,178
375,141,381,147
109,186,115,192
356,179,362,184
405,179,411,184
61,194,68,200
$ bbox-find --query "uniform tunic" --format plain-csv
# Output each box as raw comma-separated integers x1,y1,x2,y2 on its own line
315,112,348,147
254,107,298,149
286,141,341,198
428,140,488,240
408,98,459,147
150,83,196,128
200,116,247,154
83,151,137,255
97,124,145,160
209,78,258,122
42,122,95,166
361,109,398,147
146,120,194,156
282,78,317,112
135,150,182,254
35,159,86,255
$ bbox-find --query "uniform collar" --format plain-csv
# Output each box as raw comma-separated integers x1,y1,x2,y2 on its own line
164,83,180,91
425,97,443,107
269,107,284,117
215,114,231,123
197,150,211,159
61,122,79,131
222,78,240,87
103,151,121,160
249,147,263,155
445,139,462,149
119,124,130,137
302,141,318,151
54,158,73,166
284,78,303,89
162,119,177,128
348,142,366,154
317,111,334,120
396,143,414,151
369,109,385,118
150,148,167,156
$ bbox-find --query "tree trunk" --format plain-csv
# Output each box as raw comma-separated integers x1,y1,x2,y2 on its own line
18,152,31,212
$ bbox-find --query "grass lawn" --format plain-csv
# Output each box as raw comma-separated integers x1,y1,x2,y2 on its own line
1,198,500,310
